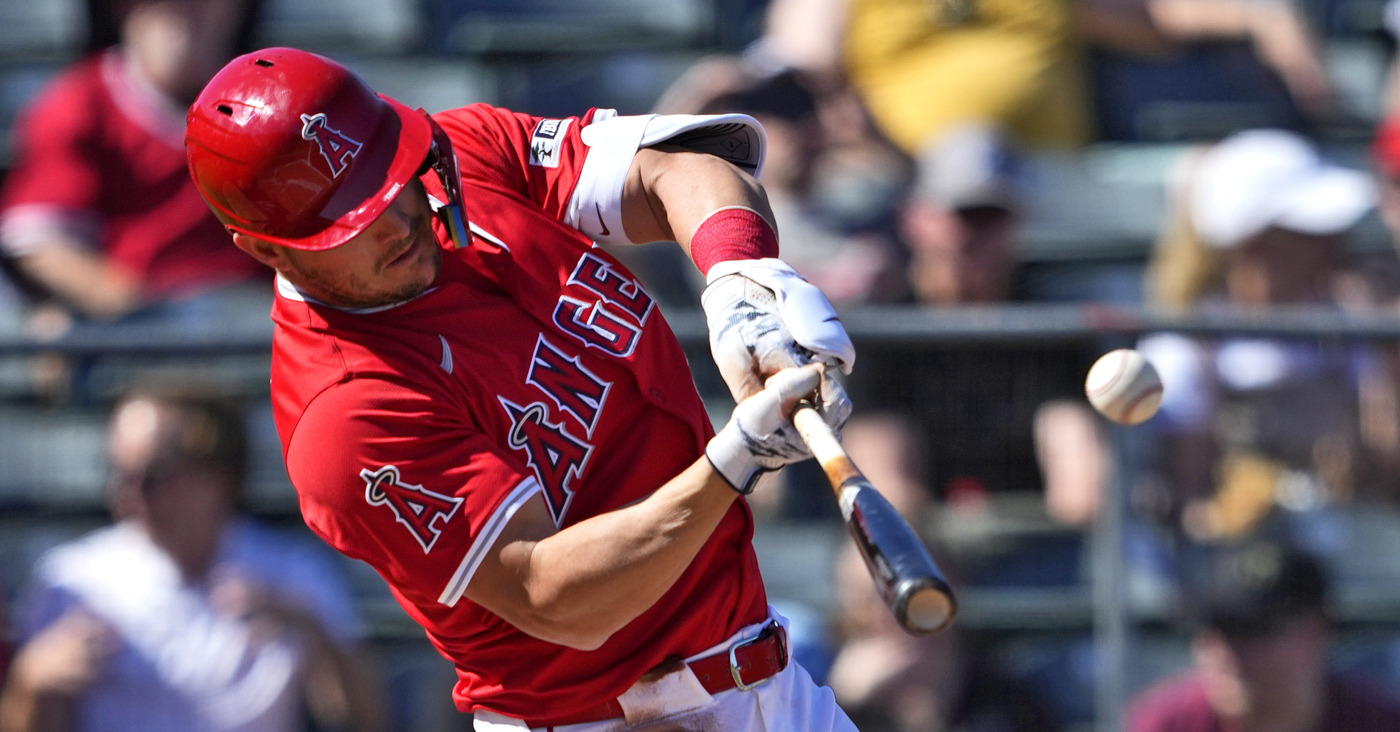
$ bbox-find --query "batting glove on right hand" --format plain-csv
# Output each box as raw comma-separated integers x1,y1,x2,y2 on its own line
707,364,824,494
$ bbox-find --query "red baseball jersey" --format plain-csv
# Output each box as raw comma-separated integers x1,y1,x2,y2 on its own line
272,103,770,718
0,51,267,298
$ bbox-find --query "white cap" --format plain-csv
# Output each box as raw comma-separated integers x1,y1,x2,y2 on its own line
1188,129,1375,249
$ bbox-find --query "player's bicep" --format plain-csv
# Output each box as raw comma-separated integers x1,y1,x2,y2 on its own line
618,146,675,245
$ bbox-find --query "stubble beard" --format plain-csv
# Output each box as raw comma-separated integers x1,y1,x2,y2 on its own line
293,232,443,310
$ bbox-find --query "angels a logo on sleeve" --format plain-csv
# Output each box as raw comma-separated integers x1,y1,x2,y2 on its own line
301,113,363,177
361,465,464,553
528,118,571,168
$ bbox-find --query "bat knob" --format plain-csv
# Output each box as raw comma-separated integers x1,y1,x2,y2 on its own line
899,581,958,635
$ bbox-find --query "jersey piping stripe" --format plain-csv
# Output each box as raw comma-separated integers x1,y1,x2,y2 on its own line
438,476,543,606
467,220,508,250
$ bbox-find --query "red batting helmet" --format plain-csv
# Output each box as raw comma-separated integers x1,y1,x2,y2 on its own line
186,47,469,251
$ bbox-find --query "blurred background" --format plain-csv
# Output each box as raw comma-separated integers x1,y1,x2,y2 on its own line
7,0,1400,730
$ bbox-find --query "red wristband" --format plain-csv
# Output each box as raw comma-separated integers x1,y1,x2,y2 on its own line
689,207,779,276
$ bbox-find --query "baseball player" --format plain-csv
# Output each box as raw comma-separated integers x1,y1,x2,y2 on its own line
184,48,859,730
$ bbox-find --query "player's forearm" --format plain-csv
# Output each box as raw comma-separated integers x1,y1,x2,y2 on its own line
621,146,775,252
499,460,738,650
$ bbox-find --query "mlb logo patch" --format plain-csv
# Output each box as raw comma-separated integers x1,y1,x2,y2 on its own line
529,118,571,168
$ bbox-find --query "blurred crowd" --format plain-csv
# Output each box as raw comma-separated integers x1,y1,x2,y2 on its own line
8,0,1400,729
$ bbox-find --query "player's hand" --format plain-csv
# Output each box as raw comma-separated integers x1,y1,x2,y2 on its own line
700,258,854,440
701,258,855,397
707,364,824,494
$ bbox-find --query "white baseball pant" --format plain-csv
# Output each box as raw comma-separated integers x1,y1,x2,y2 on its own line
473,610,857,732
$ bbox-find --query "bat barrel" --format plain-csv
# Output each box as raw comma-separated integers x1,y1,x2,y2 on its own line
792,400,958,636
846,485,958,635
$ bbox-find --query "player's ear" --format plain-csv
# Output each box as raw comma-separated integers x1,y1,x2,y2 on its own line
231,232,292,270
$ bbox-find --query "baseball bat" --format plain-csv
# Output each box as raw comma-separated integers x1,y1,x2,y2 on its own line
791,402,957,635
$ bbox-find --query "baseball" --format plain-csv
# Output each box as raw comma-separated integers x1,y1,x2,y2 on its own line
1084,348,1163,425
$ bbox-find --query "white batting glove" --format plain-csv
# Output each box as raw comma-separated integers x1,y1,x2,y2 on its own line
700,259,855,437
707,365,824,494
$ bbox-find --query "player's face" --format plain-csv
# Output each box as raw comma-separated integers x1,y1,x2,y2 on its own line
276,179,443,309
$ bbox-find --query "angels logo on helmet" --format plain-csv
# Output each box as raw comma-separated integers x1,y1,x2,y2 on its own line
299,112,363,178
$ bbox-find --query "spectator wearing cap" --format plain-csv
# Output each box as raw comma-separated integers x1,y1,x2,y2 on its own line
1136,129,1399,540
1127,540,1400,732
1147,128,1374,312
900,124,1025,305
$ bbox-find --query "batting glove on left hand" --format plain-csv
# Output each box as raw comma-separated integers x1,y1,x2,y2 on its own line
707,364,824,494
701,258,854,440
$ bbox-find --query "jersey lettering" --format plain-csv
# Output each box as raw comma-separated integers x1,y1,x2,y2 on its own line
527,336,612,437
360,465,464,553
567,252,655,325
300,113,363,178
553,296,641,358
499,398,593,525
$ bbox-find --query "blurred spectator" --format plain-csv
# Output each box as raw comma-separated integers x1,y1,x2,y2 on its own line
1137,129,1399,540
901,123,1023,305
0,0,270,332
1082,0,1339,141
1373,111,1400,274
0,388,386,732
762,0,1093,152
653,54,910,304
760,0,1337,151
1376,114,1400,248
1378,0,1400,116
845,127,1111,533
1127,539,1400,732
826,539,1062,732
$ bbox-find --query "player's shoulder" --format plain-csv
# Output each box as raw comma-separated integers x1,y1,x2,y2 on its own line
434,102,603,130
432,102,603,171
285,373,460,485
290,370,437,434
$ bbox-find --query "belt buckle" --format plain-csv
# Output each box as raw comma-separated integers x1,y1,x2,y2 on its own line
728,619,780,691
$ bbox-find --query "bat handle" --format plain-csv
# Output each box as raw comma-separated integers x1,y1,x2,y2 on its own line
791,401,861,495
